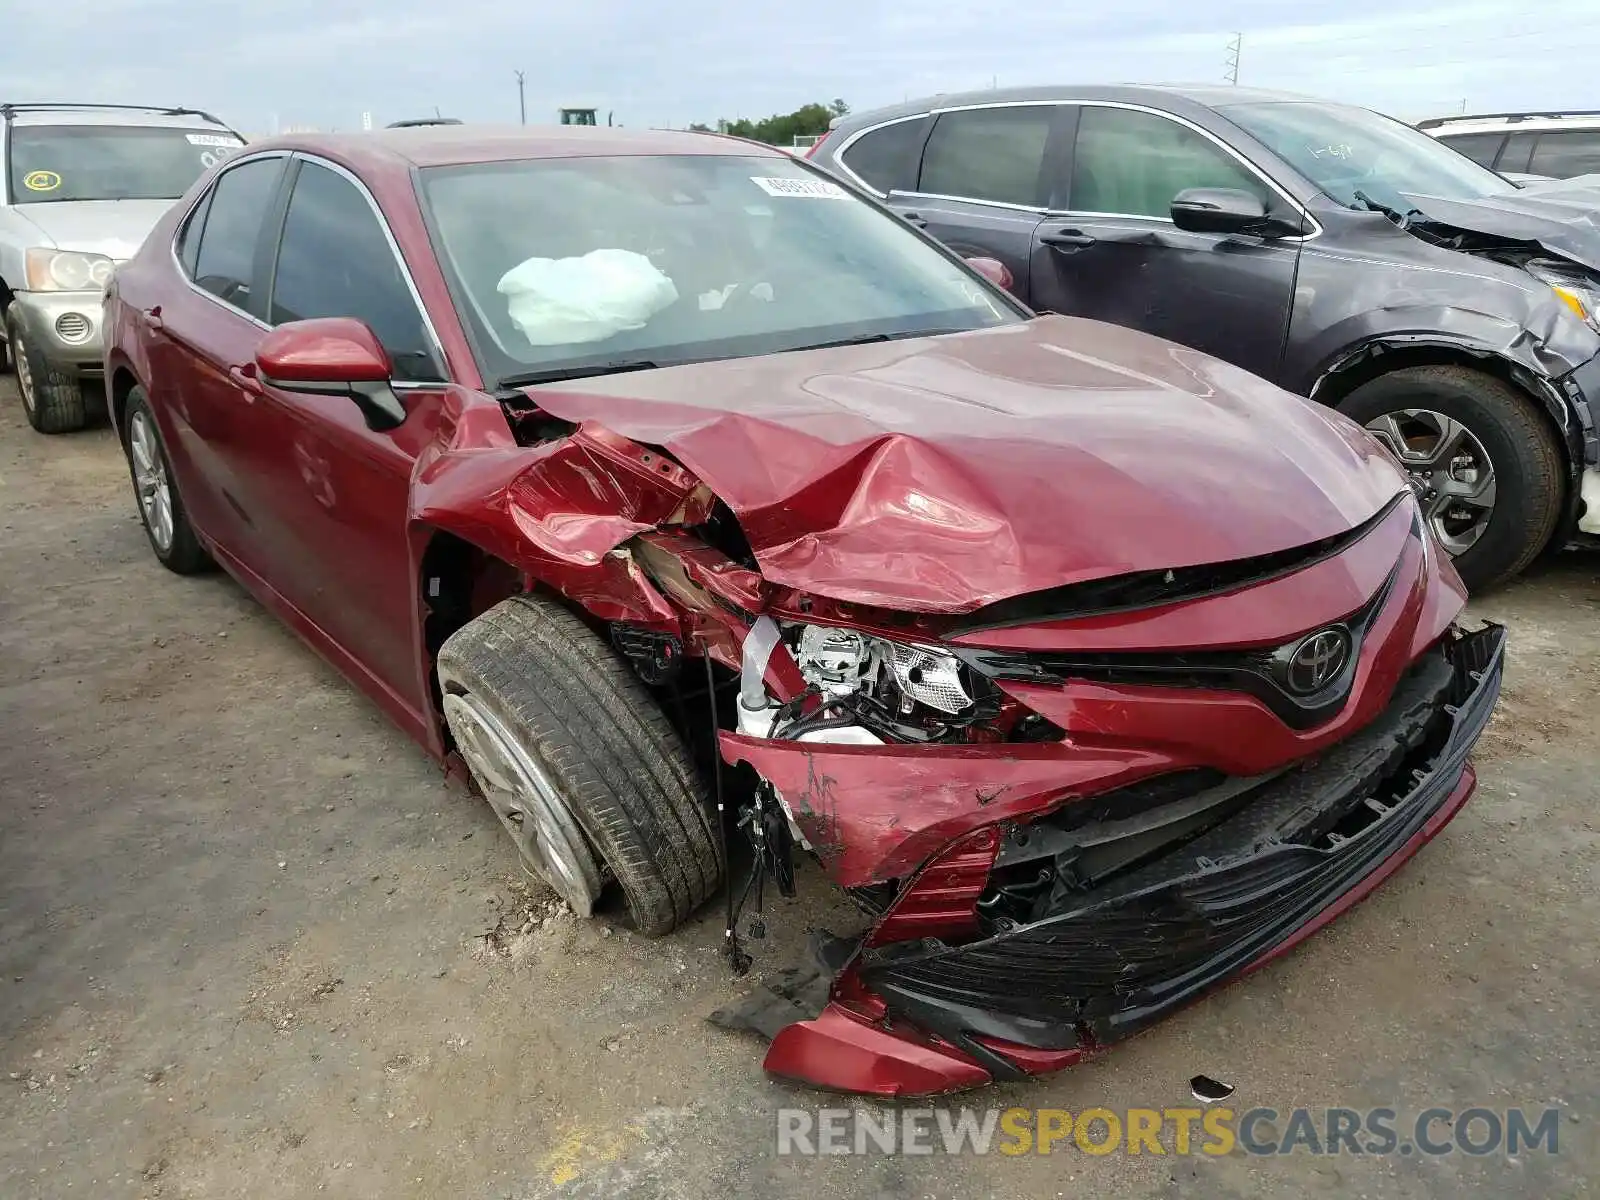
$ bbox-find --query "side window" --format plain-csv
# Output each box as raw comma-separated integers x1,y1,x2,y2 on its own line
191,158,283,313
1071,107,1268,219
1437,132,1505,168
1499,131,1539,174
918,106,1053,206
1528,129,1600,179
838,117,926,193
269,161,440,382
176,190,213,277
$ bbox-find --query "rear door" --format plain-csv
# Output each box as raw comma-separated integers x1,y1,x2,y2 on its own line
1028,103,1303,382
881,103,1070,299
242,155,449,708
153,153,289,570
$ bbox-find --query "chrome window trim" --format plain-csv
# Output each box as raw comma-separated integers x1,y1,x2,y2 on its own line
1063,101,1321,242
167,149,286,330
830,112,934,197
841,98,1322,243
282,152,449,379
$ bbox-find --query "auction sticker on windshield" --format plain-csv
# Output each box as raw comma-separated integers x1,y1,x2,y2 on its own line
23,170,61,192
185,133,243,148
750,176,849,199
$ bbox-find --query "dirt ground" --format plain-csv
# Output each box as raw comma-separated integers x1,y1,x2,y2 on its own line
1,377,1596,1199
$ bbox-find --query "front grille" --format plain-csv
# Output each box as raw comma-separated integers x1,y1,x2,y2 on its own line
54,312,92,343
861,624,1504,1053
958,555,1401,731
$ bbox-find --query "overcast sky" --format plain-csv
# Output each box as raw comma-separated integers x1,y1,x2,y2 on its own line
4,0,1596,134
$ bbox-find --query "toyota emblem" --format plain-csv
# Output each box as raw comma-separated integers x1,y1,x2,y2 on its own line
1284,628,1351,694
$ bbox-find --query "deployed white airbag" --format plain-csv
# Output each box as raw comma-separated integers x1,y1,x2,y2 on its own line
496,249,678,346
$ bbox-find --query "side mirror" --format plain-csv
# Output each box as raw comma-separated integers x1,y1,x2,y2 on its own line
964,255,1014,292
1170,187,1281,236
256,317,406,430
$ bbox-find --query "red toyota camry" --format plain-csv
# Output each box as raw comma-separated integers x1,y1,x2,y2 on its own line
103,125,1503,1097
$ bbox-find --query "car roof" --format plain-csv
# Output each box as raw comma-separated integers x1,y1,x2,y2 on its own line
1421,113,1600,135
243,124,786,171
828,83,1326,130
1,103,232,131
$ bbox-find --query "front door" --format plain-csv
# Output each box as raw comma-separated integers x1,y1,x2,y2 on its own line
238,156,450,711
1028,104,1302,383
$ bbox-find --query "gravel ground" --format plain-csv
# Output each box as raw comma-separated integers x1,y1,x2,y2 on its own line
1,378,1596,1199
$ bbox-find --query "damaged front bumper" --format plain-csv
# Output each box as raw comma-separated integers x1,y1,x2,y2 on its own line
759,623,1504,1096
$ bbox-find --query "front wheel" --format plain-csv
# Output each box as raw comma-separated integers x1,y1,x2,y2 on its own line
436,595,723,935
6,308,87,434
1338,365,1564,592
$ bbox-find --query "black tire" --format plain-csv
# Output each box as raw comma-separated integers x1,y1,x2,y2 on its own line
7,308,86,434
123,386,212,574
1337,365,1564,592
437,595,723,936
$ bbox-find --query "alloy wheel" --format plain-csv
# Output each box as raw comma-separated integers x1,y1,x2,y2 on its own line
14,329,35,413
128,410,175,553
441,690,606,914
1363,408,1497,556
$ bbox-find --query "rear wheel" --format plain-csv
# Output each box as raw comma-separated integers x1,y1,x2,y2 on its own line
7,309,86,434
124,387,212,574
436,595,723,935
1338,365,1563,591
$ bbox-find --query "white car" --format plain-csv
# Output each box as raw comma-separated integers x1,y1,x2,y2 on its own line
1419,110,1600,181
0,103,245,432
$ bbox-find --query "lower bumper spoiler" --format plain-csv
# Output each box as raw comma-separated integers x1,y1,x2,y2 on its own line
762,623,1505,1096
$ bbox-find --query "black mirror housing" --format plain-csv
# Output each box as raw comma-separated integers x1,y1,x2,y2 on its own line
1171,187,1298,237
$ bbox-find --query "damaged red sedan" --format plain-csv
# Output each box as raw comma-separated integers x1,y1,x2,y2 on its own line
103,126,1504,1097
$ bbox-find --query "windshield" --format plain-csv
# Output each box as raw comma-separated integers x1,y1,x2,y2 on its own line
1221,102,1517,212
6,125,243,204
419,154,1022,384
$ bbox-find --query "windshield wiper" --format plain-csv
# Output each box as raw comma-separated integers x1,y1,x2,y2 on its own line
788,328,967,353
496,359,659,389
1353,189,1428,229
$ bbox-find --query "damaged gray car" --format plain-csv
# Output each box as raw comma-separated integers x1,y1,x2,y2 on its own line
812,86,1600,590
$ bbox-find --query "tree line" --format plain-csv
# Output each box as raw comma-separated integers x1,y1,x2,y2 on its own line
689,100,849,145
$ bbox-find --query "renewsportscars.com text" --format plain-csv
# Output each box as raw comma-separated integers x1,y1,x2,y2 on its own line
775,1105,1564,1158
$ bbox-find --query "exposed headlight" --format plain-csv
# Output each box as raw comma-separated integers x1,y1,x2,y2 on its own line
1526,260,1600,332
24,248,116,292
791,622,974,715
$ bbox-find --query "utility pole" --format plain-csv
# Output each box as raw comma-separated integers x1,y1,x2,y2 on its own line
514,70,526,125
1225,33,1242,85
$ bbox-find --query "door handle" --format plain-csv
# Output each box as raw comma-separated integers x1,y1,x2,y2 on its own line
140,306,163,331
1040,229,1097,249
228,363,264,400
899,210,929,228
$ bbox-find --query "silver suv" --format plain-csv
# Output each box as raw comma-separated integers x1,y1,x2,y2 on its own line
0,103,244,432
1420,110,1600,181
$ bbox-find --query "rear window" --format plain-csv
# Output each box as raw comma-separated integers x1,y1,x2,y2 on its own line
1528,129,1600,178
918,106,1054,206
6,125,244,203
837,118,925,193
1436,132,1505,168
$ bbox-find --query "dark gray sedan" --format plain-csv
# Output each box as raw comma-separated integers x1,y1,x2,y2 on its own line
812,84,1600,590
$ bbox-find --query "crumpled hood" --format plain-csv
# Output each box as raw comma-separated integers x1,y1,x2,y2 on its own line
12,199,176,260
525,316,1408,612
1406,178,1600,273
